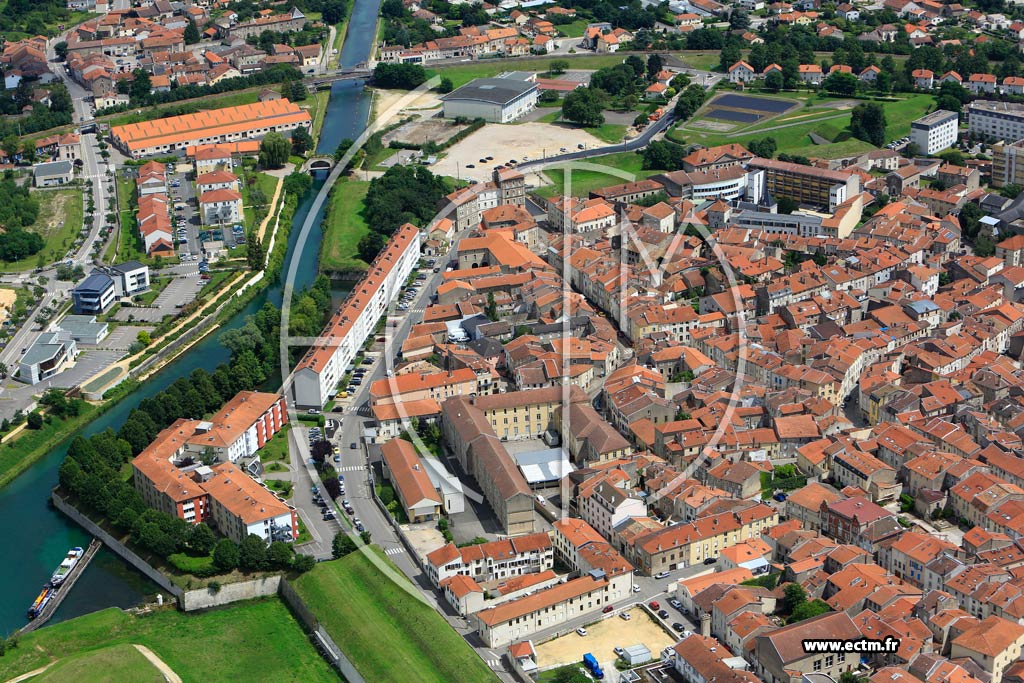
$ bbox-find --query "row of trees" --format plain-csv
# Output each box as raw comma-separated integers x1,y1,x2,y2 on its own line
372,63,429,90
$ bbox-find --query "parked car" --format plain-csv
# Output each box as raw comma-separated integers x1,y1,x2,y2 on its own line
649,601,660,610
658,610,670,619
654,571,670,580
672,622,686,632
350,442,358,449
669,598,683,610
614,647,625,658
632,584,641,593
619,612,631,621
602,606,613,614
704,557,718,565
576,627,587,636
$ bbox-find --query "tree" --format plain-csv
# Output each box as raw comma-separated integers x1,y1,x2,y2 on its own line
333,531,357,558
748,137,777,159
849,102,887,147
184,19,200,45
360,530,372,545
823,71,858,96
26,412,43,429
372,63,427,89
188,523,217,555
729,8,750,30
129,69,153,103
777,197,798,214
1001,183,1022,199
641,140,686,171
291,127,313,155
358,231,388,263
258,132,290,169
551,666,592,683
293,553,317,573
267,541,294,569
646,54,664,81
782,582,808,613
137,330,151,346
54,41,68,60
238,534,267,571
789,599,832,623
765,71,783,93
548,59,570,75
212,539,239,570
485,292,498,321
562,87,605,127
438,77,454,93
380,0,404,18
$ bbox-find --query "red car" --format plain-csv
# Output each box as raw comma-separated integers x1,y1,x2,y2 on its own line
649,601,660,610
602,606,614,614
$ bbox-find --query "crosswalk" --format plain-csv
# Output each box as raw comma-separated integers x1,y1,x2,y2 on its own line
337,465,364,472
485,658,502,668
384,546,405,556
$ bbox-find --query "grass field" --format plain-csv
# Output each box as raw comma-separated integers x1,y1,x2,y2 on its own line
584,123,627,144
0,600,337,683
428,54,629,89
261,424,292,462
557,18,590,37
109,177,148,263
293,548,497,683
536,150,652,198
670,93,933,160
32,643,163,683
0,188,85,272
320,178,370,273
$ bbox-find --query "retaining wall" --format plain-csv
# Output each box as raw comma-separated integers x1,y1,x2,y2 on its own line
181,575,280,611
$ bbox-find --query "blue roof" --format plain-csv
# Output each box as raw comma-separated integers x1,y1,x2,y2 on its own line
74,271,113,293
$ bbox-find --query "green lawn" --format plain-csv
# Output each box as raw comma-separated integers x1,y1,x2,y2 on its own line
261,424,292,462
293,548,497,683
0,601,337,683
0,188,84,272
670,93,933,160
109,177,147,263
320,178,370,273
536,150,654,198
32,643,163,683
557,18,590,37
266,478,294,497
428,54,629,89
585,123,627,143
167,551,215,574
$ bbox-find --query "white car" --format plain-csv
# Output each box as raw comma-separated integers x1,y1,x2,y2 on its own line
576,627,587,636
632,584,641,593
654,571,670,580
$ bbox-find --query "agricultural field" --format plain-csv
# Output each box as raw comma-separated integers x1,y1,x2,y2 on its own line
670,92,934,160
0,600,337,683
293,547,497,683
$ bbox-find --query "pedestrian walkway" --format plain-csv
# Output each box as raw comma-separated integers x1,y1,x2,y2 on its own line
337,465,364,472
383,546,405,556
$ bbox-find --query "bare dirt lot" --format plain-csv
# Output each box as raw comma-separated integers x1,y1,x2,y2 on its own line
371,88,442,126
534,607,675,673
430,122,606,182
382,116,469,147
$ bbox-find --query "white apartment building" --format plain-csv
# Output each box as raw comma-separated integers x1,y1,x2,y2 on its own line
910,109,959,154
968,100,1024,142
578,479,648,539
198,189,243,225
424,533,554,587
291,223,422,407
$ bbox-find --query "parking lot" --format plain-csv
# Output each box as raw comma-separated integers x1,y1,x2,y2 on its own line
113,276,202,323
535,607,675,672
96,325,154,351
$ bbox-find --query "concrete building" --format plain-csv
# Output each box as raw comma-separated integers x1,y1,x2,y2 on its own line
968,100,1024,142
746,158,860,211
32,160,73,187
110,99,311,158
198,188,243,225
201,462,298,544
910,109,959,155
292,224,421,407
109,261,150,297
71,270,116,315
441,77,539,123
990,139,1024,188
18,331,78,384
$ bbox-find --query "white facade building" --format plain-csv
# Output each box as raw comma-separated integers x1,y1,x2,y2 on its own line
292,224,421,407
910,109,959,154
441,77,539,123
967,100,1024,142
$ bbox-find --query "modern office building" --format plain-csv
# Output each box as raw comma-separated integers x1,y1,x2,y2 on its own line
71,270,117,315
109,261,150,297
291,223,421,408
441,77,539,123
968,100,1024,142
18,331,78,384
746,158,860,212
910,109,959,155
110,99,311,158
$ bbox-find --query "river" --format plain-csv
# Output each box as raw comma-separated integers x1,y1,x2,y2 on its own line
0,0,381,636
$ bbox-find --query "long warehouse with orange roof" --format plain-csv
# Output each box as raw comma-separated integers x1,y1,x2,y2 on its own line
110,98,312,158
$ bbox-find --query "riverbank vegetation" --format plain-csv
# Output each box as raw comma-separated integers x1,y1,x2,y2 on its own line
293,547,498,683
355,164,447,263
320,178,370,273
0,600,337,682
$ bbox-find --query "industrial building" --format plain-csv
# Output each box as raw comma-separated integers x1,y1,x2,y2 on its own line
441,77,538,123
110,99,312,158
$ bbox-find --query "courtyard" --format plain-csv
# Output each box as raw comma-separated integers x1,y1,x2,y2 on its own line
534,607,675,673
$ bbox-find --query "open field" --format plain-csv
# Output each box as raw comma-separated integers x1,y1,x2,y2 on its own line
428,54,630,89
320,178,370,273
670,92,933,159
431,121,606,182
534,607,674,671
535,150,655,199
292,547,497,683
0,188,83,272
29,643,164,683
0,600,337,683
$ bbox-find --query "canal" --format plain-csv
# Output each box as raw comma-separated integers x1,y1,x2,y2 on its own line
0,0,382,636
